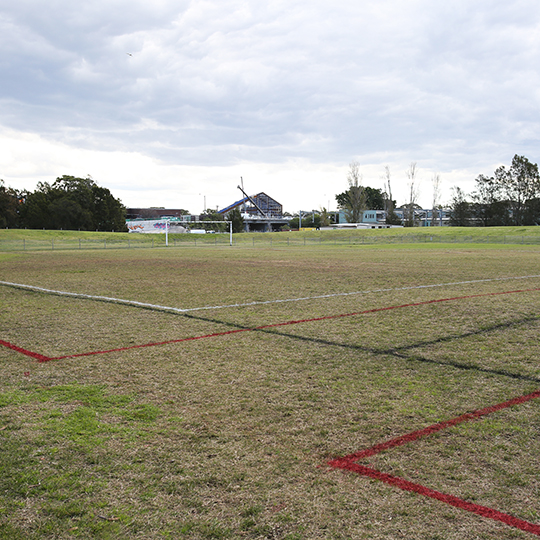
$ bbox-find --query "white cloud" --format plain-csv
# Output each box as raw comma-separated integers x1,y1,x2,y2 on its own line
1,1,540,214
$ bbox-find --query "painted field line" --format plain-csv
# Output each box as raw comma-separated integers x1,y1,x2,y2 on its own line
328,389,540,536
334,462,540,536
0,339,51,362
4,286,535,362
1,274,540,315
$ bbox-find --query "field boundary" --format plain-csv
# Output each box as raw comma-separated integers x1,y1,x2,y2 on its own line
2,232,540,252
328,389,540,536
2,274,540,314
2,287,539,362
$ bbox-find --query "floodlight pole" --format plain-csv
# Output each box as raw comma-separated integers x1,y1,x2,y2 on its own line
229,221,233,246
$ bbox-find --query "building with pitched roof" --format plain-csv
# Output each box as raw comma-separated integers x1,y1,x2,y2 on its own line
218,192,289,232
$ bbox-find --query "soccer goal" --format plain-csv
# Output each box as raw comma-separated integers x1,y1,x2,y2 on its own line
126,219,233,246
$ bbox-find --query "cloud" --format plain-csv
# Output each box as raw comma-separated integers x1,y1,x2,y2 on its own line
1,1,540,212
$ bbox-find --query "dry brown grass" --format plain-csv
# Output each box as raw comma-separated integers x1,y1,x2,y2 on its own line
1,243,539,539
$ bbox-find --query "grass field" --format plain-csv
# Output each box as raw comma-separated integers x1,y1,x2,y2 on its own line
1,232,540,539
2,225,540,251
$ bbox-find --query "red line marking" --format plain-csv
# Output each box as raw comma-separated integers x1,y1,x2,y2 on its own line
2,287,539,362
333,462,540,535
50,328,252,360
330,389,540,463
328,389,540,535
0,340,52,362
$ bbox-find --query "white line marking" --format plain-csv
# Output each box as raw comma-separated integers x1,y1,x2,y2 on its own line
1,275,540,315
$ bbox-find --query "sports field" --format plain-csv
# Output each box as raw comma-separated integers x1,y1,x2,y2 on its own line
1,238,540,539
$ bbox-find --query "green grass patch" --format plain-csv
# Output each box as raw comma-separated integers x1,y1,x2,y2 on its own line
0,384,162,538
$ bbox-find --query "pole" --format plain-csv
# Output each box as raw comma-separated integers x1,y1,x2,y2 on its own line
165,219,169,247
229,221,232,246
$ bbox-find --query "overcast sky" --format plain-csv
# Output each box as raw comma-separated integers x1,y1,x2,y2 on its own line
1,1,539,214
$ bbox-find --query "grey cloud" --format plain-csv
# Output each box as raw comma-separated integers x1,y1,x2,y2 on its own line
1,0,540,175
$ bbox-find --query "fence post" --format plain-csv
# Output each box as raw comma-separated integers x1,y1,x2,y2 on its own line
23,238,25,251
79,239,81,249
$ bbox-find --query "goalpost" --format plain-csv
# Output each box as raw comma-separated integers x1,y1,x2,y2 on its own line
126,219,233,246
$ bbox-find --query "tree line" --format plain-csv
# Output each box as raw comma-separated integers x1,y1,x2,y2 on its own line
0,175,247,233
337,156,540,227
0,176,128,231
3,157,538,231
450,155,540,226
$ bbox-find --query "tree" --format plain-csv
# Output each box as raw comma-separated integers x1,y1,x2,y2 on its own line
19,186,51,229
471,174,504,226
289,212,320,229
227,207,245,233
92,185,129,231
524,197,540,225
363,187,385,210
382,166,401,225
288,216,300,229
504,155,540,225
449,186,472,226
200,209,226,232
404,162,420,227
431,173,441,226
49,196,93,230
0,180,21,228
335,187,384,212
336,161,366,223
470,155,540,226
19,175,127,231
318,207,331,227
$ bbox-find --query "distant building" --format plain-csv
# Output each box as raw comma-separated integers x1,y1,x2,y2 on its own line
218,192,289,232
333,208,451,227
394,208,451,226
